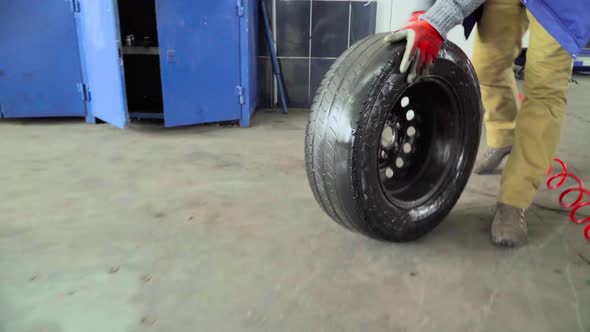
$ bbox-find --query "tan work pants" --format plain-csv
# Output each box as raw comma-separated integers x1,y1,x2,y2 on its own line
472,0,573,208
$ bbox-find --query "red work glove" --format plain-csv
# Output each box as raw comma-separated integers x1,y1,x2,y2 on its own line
407,11,425,24
384,19,443,83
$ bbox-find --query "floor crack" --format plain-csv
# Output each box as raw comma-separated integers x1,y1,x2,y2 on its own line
576,252,590,265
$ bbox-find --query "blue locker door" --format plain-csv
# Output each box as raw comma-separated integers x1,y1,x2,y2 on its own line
156,0,242,127
76,0,128,128
0,0,85,118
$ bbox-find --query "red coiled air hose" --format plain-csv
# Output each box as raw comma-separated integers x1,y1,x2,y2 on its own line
546,158,590,240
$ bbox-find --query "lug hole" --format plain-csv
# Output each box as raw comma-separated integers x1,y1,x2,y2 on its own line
401,96,410,108
385,167,394,178
403,143,412,153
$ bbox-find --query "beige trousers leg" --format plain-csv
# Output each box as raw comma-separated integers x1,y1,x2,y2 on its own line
472,0,573,208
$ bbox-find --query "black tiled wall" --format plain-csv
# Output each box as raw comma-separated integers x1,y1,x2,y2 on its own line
311,1,350,58
350,2,377,45
257,0,377,109
276,1,311,58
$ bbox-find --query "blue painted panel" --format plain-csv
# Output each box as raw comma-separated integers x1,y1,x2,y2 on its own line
76,0,128,128
156,0,242,127
239,0,258,127
0,0,85,118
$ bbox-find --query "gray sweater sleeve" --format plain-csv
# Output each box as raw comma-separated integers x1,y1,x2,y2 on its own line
422,0,486,37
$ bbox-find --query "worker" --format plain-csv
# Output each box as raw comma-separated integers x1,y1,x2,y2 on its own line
385,0,589,247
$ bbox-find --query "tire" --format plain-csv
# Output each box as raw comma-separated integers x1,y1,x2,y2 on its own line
305,33,483,242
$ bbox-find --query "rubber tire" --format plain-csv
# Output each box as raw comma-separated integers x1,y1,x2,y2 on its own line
305,33,483,242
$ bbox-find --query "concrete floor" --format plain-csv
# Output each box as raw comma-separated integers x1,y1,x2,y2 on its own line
1,77,589,332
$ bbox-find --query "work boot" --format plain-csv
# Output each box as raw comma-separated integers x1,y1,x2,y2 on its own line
491,203,528,248
474,146,512,175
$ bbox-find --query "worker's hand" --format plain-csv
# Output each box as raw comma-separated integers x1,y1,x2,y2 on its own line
384,18,443,83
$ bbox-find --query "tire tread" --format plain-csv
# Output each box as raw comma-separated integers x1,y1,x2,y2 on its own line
305,34,386,231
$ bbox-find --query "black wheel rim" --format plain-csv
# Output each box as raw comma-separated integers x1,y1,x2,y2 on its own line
378,78,462,208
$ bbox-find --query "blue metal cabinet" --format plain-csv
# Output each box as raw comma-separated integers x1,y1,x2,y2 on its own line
0,0,257,128
75,0,128,128
240,0,258,127
0,0,88,119
79,0,257,128
157,1,241,127
156,0,257,127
